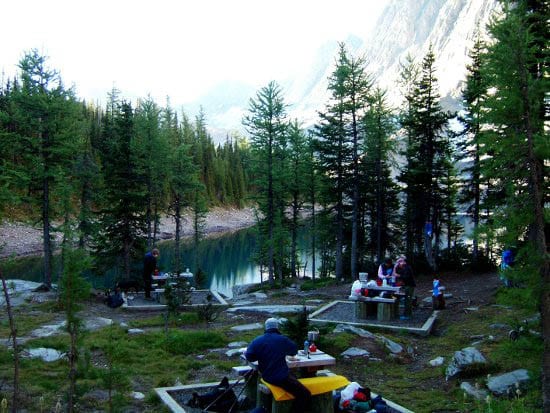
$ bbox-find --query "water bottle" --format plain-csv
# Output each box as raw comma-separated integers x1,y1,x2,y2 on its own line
433,279,440,296
304,340,309,356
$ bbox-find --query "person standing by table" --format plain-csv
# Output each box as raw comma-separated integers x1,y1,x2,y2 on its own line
394,257,416,319
245,318,311,413
377,257,394,285
142,248,159,299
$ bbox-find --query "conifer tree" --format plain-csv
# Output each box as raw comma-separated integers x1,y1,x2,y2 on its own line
287,120,309,278
481,1,548,405
12,50,81,288
243,81,289,283
94,96,147,280
457,34,490,265
362,88,399,263
134,97,169,248
398,47,453,271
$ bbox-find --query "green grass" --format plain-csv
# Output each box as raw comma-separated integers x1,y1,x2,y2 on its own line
0,280,544,412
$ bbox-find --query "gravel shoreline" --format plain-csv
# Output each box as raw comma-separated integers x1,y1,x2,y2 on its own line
0,207,257,259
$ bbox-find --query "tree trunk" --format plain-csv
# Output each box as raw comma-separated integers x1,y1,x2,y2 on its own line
519,63,549,412
311,201,316,281
174,196,181,275
1,271,19,413
290,196,298,278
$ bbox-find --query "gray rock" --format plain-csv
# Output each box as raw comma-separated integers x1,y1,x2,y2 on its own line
231,300,256,306
25,347,65,362
305,299,324,305
446,347,487,380
228,341,248,348
128,328,145,335
30,321,66,338
84,317,113,331
225,349,244,358
251,292,268,299
226,305,315,315
460,381,489,401
377,336,403,354
232,283,259,296
131,391,145,400
464,307,479,312
230,323,263,332
429,356,445,367
119,322,129,329
341,347,370,358
489,323,511,330
333,324,376,339
487,369,530,397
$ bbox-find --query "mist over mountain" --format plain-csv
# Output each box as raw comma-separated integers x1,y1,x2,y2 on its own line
185,0,498,141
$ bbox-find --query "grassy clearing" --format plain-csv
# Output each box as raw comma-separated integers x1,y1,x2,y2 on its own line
0,284,543,412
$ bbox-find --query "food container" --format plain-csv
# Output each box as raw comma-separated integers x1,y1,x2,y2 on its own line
307,329,319,342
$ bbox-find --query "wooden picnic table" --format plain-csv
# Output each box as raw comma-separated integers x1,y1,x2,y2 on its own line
237,350,339,413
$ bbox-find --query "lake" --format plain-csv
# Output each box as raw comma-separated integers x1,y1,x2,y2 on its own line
1,225,319,298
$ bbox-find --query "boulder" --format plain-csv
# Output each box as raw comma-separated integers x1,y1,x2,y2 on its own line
333,324,377,339
460,381,489,401
487,369,530,397
230,323,263,332
25,347,65,362
446,347,487,380
429,356,445,367
341,347,370,358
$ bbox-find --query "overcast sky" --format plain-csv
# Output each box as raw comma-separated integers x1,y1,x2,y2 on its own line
1,0,388,106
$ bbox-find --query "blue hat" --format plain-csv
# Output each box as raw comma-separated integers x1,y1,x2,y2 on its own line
265,318,279,331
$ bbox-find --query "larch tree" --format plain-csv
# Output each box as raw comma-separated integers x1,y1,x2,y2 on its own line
94,96,147,280
362,87,399,264
398,47,453,271
12,50,81,288
481,1,549,406
243,81,289,284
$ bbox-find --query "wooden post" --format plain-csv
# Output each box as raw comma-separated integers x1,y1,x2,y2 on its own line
377,302,392,321
311,391,334,412
355,301,367,318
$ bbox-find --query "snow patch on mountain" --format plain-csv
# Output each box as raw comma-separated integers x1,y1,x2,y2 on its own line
187,0,499,140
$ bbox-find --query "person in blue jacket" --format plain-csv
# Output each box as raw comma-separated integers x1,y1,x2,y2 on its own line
245,318,311,412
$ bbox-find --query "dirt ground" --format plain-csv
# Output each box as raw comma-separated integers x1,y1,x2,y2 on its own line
0,207,257,258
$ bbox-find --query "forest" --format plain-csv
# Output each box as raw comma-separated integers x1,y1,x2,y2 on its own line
0,0,548,410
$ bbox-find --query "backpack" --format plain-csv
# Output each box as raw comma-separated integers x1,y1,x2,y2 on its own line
106,291,124,308
186,377,238,413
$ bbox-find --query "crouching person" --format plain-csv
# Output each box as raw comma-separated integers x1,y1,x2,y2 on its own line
245,318,311,413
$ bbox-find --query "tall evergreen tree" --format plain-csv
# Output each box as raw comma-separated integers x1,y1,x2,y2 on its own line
243,81,289,284
362,88,399,263
315,45,353,281
457,34,491,265
12,50,81,288
94,96,147,280
481,1,549,405
398,47,453,271
286,120,309,278
134,97,169,248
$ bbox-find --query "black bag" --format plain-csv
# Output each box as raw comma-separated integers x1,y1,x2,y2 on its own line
106,291,124,308
186,377,238,413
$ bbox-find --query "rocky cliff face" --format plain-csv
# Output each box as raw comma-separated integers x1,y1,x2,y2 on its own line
188,0,499,137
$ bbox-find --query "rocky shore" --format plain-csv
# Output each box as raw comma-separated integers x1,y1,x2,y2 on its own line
0,207,257,259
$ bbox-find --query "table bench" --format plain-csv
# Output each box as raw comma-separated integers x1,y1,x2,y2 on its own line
258,375,349,413
351,296,399,321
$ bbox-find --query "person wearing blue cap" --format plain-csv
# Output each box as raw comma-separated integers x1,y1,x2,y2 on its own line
245,318,311,412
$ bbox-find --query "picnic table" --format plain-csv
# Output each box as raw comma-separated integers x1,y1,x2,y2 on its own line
236,349,344,413
350,285,404,321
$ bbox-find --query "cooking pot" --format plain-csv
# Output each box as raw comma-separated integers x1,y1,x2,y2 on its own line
307,329,319,342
